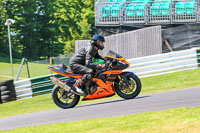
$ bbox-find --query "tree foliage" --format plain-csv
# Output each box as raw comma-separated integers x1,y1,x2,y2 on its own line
0,0,95,59
0,0,10,57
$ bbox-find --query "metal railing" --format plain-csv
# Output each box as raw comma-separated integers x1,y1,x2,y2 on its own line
125,47,200,77
95,0,200,25
14,74,68,100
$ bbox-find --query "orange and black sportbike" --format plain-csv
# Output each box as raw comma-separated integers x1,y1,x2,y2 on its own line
48,50,141,109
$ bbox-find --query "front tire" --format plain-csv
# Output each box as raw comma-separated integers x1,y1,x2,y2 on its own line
114,74,141,99
52,85,80,109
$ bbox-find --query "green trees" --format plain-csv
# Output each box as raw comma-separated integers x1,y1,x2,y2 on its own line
55,0,95,54
0,0,95,60
0,0,9,57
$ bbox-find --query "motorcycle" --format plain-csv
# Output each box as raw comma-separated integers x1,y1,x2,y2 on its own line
48,50,142,109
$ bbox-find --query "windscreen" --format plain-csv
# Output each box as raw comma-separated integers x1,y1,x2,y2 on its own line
105,50,123,58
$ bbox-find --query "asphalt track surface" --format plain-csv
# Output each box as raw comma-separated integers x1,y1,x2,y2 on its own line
0,87,200,130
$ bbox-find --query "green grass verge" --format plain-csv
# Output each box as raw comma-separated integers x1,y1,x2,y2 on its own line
2,107,200,133
141,68,200,94
0,69,200,119
0,62,50,81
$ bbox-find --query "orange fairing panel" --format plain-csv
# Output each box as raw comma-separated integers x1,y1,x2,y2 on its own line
83,86,115,100
103,70,122,75
83,79,115,100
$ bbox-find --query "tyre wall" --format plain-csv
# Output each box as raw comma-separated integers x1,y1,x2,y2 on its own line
0,80,17,104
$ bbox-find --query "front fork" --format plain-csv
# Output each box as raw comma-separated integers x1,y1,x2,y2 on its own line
118,74,131,88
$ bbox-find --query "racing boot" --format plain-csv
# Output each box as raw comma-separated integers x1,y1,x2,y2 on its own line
71,79,86,96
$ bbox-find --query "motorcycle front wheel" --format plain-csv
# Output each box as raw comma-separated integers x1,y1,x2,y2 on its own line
52,85,80,109
114,73,141,99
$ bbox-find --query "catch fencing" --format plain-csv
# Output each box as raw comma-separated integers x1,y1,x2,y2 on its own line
14,47,200,100
76,26,162,59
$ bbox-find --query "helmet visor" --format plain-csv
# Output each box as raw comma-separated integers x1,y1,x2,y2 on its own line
97,40,104,50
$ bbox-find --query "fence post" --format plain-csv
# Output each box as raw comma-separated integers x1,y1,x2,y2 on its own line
50,57,53,66
25,59,30,78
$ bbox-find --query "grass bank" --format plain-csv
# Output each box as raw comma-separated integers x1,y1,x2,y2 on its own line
0,57,51,81
0,69,199,118
2,107,200,133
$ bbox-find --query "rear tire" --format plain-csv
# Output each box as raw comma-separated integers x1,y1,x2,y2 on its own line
52,85,80,109
0,80,16,104
115,74,141,99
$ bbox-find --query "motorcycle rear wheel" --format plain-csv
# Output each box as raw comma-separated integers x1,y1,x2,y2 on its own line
52,85,80,109
114,74,141,99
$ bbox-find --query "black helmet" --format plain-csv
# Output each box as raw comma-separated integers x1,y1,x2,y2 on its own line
91,34,105,50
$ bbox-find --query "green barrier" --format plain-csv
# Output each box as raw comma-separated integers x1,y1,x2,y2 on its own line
30,74,64,84
30,74,69,96
197,49,200,67
32,83,54,96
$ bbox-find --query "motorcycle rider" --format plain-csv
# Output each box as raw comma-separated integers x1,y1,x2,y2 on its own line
69,34,106,95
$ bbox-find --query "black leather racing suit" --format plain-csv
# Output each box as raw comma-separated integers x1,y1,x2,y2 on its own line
69,43,104,84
